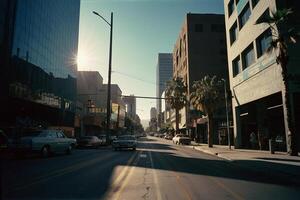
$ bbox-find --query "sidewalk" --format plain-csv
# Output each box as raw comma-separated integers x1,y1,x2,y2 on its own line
188,141,300,166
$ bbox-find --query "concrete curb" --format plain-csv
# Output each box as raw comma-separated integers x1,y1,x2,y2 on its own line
189,145,233,161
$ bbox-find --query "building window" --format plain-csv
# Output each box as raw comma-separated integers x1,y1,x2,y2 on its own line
195,24,203,32
252,0,260,8
229,22,238,44
228,0,235,17
232,56,242,77
238,3,251,29
256,29,272,58
256,8,270,24
211,24,224,32
242,43,255,69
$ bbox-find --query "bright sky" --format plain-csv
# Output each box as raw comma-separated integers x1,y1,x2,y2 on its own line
77,0,224,121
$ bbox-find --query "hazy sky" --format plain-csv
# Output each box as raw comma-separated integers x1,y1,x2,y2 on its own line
78,0,224,121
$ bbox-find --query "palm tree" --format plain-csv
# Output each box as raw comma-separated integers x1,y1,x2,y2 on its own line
256,8,299,156
190,75,223,148
165,77,187,135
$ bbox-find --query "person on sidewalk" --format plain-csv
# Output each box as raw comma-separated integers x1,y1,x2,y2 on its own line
250,132,258,149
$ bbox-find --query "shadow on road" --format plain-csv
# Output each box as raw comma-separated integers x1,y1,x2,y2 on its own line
2,139,300,200
255,157,300,163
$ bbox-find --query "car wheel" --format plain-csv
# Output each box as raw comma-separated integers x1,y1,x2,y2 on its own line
41,146,50,158
66,145,72,155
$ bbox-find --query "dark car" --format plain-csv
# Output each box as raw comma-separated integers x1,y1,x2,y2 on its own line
112,135,137,151
97,135,107,145
78,136,102,148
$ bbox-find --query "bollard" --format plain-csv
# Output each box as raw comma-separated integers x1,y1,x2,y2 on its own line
269,139,275,154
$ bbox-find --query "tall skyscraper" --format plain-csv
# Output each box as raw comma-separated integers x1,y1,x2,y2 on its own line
156,53,173,127
0,0,80,128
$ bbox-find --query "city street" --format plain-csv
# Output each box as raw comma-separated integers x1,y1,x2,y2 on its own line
1,137,300,200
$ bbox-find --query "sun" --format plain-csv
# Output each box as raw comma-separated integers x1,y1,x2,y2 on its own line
77,50,89,68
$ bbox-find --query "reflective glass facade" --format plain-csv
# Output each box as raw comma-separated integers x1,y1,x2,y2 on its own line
0,0,80,127
10,0,80,106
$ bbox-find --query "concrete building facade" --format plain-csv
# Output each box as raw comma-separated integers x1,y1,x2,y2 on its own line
224,0,300,151
123,95,136,119
150,107,157,120
156,53,173,128
173,13,229,143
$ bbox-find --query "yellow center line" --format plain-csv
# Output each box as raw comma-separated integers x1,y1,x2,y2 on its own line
114,150,143,200
148,150,162,200
110,150,138,186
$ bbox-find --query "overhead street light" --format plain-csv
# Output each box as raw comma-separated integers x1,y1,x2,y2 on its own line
93,11,113,145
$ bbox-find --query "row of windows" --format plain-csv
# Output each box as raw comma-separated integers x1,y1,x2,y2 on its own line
228,0,260,17
194,23,225,33
232,28,272,77
228,0,265,45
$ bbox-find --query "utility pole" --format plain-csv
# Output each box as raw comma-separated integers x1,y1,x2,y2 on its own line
93,11,113,145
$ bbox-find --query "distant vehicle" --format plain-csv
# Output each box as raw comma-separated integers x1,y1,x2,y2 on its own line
13,129,77,158
148,132,154,136
112,135,137,151
172,134,191,145
164,134,173,140
78,136,101,148
97,135,107,145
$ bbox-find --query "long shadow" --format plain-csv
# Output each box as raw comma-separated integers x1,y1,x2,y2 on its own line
148,150,300,186
255,157,300,163
138,141,176,151
2,143,300,200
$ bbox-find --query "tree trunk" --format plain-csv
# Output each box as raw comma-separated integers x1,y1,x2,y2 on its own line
207,113,213,148
280,57,297,156
175,108,180,135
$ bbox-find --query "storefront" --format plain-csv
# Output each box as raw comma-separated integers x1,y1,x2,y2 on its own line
238,92,286,151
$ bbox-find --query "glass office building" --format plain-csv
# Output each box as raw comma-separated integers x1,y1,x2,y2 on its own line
0,0,80,128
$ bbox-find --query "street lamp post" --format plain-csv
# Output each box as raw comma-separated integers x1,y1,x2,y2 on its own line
222,79,231,150
93,11,113,145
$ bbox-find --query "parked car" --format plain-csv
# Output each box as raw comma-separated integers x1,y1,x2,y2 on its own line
97,135,107,145
172,134,191,145
112,135,137,151
78,136,102,148
14,129,76,157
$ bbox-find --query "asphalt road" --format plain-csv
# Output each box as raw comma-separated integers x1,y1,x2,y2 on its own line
1,137,300,200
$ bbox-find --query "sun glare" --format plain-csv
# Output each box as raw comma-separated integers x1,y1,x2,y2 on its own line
77,51,89,68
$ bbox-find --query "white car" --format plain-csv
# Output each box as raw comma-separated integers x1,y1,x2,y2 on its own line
172,134,191,145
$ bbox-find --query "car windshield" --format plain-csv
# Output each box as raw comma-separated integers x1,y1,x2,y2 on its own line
22,130,43,137
118,136,135,140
